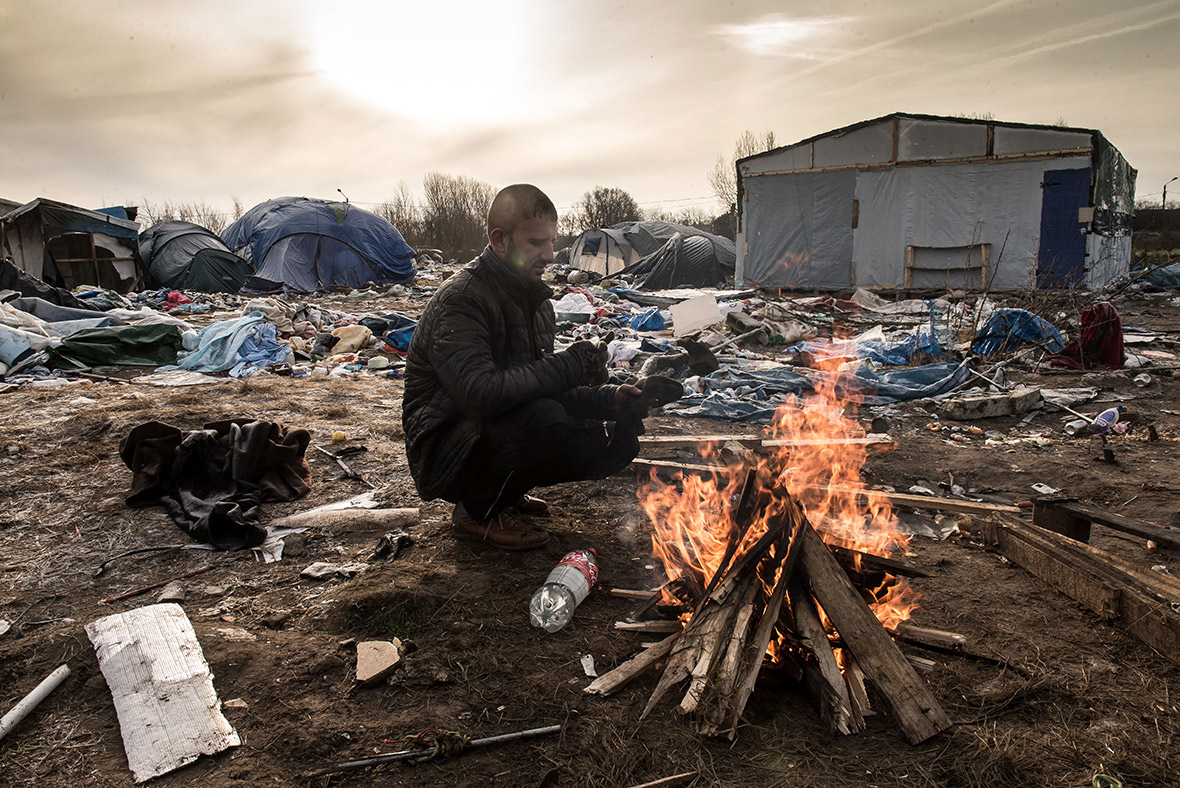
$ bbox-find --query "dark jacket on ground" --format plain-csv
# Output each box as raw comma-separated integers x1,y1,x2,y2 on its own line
403,247,616,501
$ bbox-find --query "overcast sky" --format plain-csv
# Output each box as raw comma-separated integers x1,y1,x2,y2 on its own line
2,0,1177,222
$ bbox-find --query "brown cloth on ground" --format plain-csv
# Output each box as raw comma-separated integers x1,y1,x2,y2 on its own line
1046,301,1126,370
119,419,312,549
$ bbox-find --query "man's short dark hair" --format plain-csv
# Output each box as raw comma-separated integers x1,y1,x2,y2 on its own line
487,184,558,237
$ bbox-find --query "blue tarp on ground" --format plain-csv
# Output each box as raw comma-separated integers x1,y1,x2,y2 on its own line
162,311,277,373
972,309,1065,356
1141,263,1180,289
666,360,972,422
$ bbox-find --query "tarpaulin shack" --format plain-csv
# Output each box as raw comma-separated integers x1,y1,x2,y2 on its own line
736,113,1136,292
1,198,144,293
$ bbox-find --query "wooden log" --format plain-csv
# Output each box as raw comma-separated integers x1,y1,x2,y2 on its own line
790,580,860,735
269,507,418,531
799,525,952,744
585,633,679,696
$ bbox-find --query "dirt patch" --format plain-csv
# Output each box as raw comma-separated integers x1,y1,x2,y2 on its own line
1,294,1179,787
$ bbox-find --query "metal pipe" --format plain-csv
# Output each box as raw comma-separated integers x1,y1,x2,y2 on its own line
0,664,71,741
304,723,563,777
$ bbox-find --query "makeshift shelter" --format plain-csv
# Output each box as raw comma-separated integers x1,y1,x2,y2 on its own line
139,220,253,293
569,221,736,285
736,113,1136,291
221,197,416,293
1,198,144,293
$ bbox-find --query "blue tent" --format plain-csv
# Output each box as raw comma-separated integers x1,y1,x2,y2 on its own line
221,197,416,293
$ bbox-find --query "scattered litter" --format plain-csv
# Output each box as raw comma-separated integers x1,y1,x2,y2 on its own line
370,530,412,562
85,603,239,782
214,626,257,642
222,698,249,710
0,663,71,743
356,639,402,685
301,562,369,580
580,654,598,678
1031,483,1060,496
131,370,221,386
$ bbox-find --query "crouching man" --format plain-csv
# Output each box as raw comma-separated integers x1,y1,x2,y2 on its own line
402,184,646,550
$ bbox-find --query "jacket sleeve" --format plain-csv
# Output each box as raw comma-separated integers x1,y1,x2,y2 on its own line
430,289,583,417
559,384,620,421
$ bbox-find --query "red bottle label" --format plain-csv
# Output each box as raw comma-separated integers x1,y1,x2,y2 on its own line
556,549,599,587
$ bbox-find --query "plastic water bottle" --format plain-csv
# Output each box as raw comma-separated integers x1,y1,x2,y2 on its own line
1088,405,1124,435
529,549,599,633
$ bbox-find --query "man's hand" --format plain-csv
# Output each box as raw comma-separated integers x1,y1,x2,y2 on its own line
613,384,642,413
563,339,610,387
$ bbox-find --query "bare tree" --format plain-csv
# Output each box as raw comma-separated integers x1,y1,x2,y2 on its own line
567,186,640,232
375,181,425,249
421,172,495,258
708,130,776,211
642,205,714,227
231,196,246,222
137,198,231,235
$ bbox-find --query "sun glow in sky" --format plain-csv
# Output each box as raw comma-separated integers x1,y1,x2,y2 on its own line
306,2,544,124
0,0,1176,215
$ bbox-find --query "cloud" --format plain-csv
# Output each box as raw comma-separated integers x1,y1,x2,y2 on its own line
712,14,845,58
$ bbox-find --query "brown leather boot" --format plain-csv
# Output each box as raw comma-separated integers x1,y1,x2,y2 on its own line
451,506,550,551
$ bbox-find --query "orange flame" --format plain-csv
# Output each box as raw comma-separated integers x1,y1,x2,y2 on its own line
639,363,917,629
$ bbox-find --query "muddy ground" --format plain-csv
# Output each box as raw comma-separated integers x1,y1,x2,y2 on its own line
1,291,1179,787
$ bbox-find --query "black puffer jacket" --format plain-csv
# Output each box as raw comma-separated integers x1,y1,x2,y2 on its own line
403,247,616,501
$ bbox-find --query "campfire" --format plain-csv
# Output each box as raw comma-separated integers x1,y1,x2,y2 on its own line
587,372,952,744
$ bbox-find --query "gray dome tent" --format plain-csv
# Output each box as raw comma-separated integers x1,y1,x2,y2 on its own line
139,220,253,293
568,220,736,288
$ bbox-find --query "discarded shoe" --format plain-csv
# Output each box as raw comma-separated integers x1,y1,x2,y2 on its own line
451,510,550,551
511,494,550,516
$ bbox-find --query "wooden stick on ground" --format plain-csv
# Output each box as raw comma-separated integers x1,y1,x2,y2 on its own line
269,507,418,531
100,566,213,605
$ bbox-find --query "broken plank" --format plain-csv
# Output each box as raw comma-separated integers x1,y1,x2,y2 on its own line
891,623,968,649
269,507,418,531
803,485,1022,516
983,519,1122,619
585,633,679,696
615,620,684,633
790,580,860,735
986,518,1180,663
761,436,893,448
85,603,239,782
828,544,935,579
799,525,952,744
631,458,732,474
1035,499,1180,551
639,434,762,448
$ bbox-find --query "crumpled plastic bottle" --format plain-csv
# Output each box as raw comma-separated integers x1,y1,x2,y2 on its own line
1088,405,1124,435
529,549,598,633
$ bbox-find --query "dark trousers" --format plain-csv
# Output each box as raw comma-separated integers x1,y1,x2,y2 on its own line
446,397,641,521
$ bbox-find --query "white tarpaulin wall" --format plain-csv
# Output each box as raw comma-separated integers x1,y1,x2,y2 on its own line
740,156,1093,290
736,113,1134,292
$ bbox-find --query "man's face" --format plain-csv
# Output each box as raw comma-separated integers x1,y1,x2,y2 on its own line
496,217,557,285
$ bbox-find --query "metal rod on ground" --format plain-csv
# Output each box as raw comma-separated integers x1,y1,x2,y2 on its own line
303,724,563,777
966,367,1012,391
1052,402,1095,424
710,328,764,353
99,566,212,605
0,664,71,742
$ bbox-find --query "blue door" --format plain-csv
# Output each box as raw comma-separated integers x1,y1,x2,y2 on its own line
1036,168,1090,288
